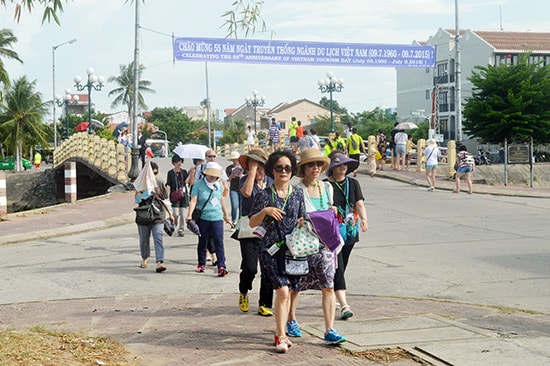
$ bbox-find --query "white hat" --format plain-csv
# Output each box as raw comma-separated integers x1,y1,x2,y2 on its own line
427,138,437,146
228,151,240,160
203,161,222,178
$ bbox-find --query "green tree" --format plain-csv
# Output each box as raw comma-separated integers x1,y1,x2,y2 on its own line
0,76,49,171
0,28,23,89
1,0,66,25
463,54,550,143
108,61,154,120
146,106,205,144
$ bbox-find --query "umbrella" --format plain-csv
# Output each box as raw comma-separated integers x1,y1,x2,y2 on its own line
75,120,105,132
394,122,419,130
112,121,129,137
187,220,201,236
173,144,209,159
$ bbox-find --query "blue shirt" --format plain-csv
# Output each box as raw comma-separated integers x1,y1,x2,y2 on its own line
191,179,224,221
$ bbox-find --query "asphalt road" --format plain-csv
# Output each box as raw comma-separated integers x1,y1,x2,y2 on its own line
2,166,549,317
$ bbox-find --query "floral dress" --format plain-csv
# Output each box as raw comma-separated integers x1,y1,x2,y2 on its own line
291,182,335,292
250,186,306,290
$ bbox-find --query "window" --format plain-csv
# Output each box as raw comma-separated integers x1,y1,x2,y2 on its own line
426,90,431,99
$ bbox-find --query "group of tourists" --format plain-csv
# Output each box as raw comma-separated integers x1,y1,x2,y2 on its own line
132,144,369,354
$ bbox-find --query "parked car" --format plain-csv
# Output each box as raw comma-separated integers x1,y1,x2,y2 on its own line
0,157,33,170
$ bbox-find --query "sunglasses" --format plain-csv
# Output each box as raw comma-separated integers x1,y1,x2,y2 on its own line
153,171,158,174
273,165,292,173
306,161,324,168
207,155,217,158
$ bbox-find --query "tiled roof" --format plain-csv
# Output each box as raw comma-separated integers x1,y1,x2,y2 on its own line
475,31,550,52
445,29,550,52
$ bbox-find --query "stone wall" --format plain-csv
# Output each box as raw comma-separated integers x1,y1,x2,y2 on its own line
5,170,57,213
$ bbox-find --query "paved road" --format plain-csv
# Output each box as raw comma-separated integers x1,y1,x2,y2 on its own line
1,164,550,365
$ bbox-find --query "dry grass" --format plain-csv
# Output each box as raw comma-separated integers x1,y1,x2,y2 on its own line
352,347,426,364
0,327,141,366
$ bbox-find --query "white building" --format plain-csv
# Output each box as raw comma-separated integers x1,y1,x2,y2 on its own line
397,28,550,143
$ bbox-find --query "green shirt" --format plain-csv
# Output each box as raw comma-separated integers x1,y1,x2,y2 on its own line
347,134,363,155
289,122,298,137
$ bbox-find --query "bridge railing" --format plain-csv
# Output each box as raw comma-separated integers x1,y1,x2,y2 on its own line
54,133,129,184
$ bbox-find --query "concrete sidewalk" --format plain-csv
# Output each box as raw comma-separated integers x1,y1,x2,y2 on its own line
1,176,550,365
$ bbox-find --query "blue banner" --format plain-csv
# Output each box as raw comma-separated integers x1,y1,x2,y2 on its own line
173,37,435,68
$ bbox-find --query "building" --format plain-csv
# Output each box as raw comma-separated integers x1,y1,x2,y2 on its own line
396,28,550,143
225,98,333,131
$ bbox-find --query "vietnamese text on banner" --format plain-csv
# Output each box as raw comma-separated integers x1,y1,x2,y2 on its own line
173,37,435,68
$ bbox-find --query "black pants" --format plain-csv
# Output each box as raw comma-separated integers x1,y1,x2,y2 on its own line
333,240,357,291
239,237,273,308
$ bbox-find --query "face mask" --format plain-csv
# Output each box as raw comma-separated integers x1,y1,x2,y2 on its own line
206,179,220,190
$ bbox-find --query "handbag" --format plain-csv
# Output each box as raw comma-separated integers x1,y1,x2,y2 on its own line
134,203,156,225
285,220,321,257
170,170,186,203
237,215,257,239
283,253,309,276
191,189,213,222
170,188,185,203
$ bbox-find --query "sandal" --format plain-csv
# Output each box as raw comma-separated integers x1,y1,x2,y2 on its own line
341,305,354,320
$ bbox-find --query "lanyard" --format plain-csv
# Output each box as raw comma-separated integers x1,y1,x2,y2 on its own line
333,177,353,210
270,185,290,211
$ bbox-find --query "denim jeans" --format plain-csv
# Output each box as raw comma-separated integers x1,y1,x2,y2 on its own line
198,219,225,268
229,189,240,222
138,223,164,262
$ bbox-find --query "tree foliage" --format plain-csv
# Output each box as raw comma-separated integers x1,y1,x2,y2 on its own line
108,61,154,120
463,55,550,143
0,76,49,170
146,106,206,145
0,28,23,88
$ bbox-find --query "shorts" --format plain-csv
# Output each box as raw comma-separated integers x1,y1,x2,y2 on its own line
290,136,298,143
426,164,438,170
395,144,407,156
457,165,472,173
349,154,360,162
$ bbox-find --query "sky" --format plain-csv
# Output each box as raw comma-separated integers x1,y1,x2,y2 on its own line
2,0,550,121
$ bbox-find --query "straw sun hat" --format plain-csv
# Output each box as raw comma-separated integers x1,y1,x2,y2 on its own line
203,162,222,178
239,148,268,171
296,148,330,177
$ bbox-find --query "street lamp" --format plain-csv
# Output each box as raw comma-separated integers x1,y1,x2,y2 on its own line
151,126,168,157
245,90,266,134
55,89,79,140
73,67,104,134
52,38,77,148
318,71,344,133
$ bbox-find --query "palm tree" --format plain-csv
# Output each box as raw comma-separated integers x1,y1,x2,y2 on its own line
0,76,50,171
108,61,154,124
0,28,23,89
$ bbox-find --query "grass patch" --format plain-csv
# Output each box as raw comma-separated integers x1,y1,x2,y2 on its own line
0,327,141,366
352,347,427,364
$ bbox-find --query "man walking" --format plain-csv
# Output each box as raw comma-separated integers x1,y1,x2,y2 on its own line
267,119,280,152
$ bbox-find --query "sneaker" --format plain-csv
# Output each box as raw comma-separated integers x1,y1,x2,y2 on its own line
239,294,250,312
257,305,273,317
324,329,346,344
197,265,205,273
217,267,228,277
286,320,302,337
341,305,354,320
274,334,292,353
177,228,185,237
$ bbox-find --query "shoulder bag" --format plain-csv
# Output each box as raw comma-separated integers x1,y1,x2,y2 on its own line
192,188,214,222
170,170,186,203
285,220,321,257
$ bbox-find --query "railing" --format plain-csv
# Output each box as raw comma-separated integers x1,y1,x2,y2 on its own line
53,132,129,184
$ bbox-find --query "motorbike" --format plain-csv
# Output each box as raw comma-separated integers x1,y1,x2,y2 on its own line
475,148,491,165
